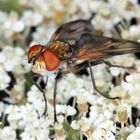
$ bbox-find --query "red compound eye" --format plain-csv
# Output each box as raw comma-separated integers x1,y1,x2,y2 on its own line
42,48,60,71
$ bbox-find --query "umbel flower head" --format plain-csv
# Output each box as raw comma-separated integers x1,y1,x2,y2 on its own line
0,0,140,140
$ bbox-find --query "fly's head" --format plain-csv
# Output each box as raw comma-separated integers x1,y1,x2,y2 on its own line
27,44,60,76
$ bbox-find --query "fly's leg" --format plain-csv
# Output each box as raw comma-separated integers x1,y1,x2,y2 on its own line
87,61,120,99
101,60,130,69
101,59,137,73
32,76,48,116
88,12,96,21
53,71,62,123
64,61,120,99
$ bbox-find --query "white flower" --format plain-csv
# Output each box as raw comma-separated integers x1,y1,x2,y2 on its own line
127,126,140,140
51,0,64,11
57,115,65,123
66,105,76,116
77,117,91,132
21,10,43,26
88,1,103,12
71,120,80,130
6,105,21,122
109,54,136,67
12,20,25,32
74,0,90,16
110,67,121,76
87,94,99,105
32,24,55,44
97,4,111,17
92,129,115,140
0,127,16,140
27,85,46,115
56,104,76,116
19,104,39,124
0,67,10,90
135,60,140,72
125,73,140,84
0,11,8,26
2,11,25,38
98,120,114,131
125,73,140,97
6,103,40,130
129,25,140,39
0,52,5,63
15,47,25,56
109,85,128,98
91,130,104,140
0,46,25,72
57,73,93,103
20,118,51,140
89,106,99,121
121,81,134,93
77,94,88,104
92,120,115,140
1,0,140,140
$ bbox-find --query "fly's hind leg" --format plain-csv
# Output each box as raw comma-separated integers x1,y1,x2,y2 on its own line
101,60,135,69
63,61,120,99
87,61,120,99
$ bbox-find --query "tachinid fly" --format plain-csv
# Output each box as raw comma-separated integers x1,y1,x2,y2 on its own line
27,19,140,121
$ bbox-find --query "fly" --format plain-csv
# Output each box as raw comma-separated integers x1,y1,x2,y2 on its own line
27,18,140,122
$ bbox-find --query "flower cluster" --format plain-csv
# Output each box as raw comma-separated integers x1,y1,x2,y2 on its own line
0,0,140,140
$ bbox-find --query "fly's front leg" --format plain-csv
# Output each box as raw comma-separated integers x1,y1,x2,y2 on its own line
32,76,48,117
87,61,120,99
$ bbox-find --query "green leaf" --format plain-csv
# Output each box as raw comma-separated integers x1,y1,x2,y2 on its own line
63,120,80,140
0,0,22,14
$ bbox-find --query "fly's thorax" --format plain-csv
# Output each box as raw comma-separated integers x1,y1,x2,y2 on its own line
47,41,70,60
